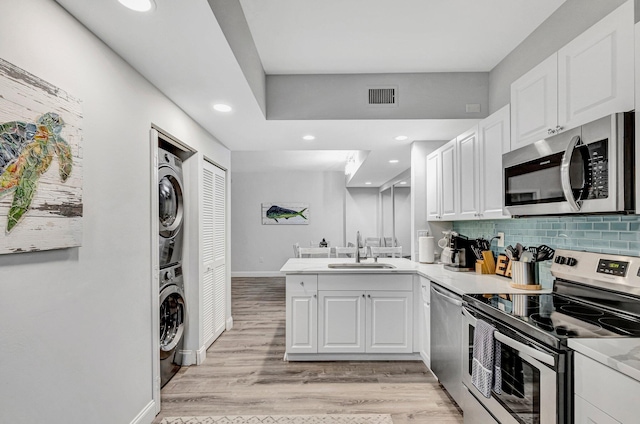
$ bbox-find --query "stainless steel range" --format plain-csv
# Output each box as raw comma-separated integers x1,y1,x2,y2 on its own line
462,249,640,424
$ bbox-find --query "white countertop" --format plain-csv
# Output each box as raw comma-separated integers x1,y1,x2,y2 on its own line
280,258,552,296
569,338,640,383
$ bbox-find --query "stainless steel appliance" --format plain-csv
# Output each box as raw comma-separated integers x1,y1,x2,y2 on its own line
160,263,187,387
430,283,463,406
441,231,477,272
503,112,634,216
462,249,640,424
158,147,185,269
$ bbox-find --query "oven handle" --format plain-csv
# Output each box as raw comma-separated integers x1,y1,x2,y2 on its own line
462,307,555,367
560,135,583,212
494,332,555,367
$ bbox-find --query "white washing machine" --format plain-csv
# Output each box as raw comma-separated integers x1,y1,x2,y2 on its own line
158,147,184,269
159,263,186,387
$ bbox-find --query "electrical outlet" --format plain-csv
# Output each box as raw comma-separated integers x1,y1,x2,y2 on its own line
497,232,505,248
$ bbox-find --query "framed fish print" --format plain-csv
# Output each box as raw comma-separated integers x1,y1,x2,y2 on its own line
262,203,309,225
0,58,83,254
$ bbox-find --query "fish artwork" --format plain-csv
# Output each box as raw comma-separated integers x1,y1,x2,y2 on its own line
0,112,73,232
265,205,307,223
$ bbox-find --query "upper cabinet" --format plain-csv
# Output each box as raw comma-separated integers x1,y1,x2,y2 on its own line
558,0,634,130
510,1,634,150
510,54,558,150
426,106,510,221
478,105,510,219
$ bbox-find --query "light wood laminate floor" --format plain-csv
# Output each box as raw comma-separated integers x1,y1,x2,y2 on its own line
155,277,463,424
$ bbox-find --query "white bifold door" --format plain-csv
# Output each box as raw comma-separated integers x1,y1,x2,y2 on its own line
201,160,227,349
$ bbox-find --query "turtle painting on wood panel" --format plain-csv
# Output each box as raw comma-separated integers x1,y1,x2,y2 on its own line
0,112,73,232
0,58,83,254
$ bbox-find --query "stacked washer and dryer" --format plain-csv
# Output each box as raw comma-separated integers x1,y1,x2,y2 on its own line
158,147,187,387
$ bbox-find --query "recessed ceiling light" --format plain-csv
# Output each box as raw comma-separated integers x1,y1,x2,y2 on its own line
303,135,315,141
389,159,399,164
395,135,408,141
400,181,407,185
118,0,155,12
213,104,232,112
365,182,372,185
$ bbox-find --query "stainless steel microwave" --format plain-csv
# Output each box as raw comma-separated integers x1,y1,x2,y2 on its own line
503,112,635,216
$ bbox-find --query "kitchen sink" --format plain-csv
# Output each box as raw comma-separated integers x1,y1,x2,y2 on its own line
328,263,396,269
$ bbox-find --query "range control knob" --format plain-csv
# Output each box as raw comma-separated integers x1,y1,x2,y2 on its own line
566,257,577,267
164,271,171,281
554,256,566,265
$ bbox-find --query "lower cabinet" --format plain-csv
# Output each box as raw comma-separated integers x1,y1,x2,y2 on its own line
286,273,414,357
419,277,431,366
285,275,318,354
574,352,640,423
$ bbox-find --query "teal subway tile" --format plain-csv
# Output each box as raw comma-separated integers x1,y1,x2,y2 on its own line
584,231,601,238
577,223,593,230
572,217,587,222
592,240,610,248
629,222,640,231
621,216,640,221
586,216,603,222
620,232,640,241
593,223,609,230
628,242,640,253
610,222,628,231
552,223,566,230
603,216,621,221
610,241,629,249
601,232,619,240
566,223,578,230
546,231,558,237
577,239,594,248
569,231,585,238
538,223,553,230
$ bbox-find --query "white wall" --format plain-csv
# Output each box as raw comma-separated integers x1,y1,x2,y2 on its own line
393,186,411,256
231,170,345,274
345,187,379,248
0,1,229,423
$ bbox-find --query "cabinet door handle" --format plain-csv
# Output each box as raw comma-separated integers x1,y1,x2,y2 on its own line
367,294,371,298
313,294,317,298
362,294,365,298
547,128,555,135
556,126,563,133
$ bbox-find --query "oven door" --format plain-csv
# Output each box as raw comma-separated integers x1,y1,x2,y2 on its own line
462,306,558,424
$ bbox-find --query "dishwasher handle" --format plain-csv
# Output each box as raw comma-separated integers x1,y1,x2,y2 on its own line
431,285,462,307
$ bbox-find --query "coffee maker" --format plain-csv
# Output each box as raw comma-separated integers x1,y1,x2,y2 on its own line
440,231,476,272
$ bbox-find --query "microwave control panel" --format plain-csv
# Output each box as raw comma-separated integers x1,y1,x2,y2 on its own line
585,139,608,200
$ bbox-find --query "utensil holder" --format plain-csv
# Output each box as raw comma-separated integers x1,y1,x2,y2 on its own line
510,261,541,290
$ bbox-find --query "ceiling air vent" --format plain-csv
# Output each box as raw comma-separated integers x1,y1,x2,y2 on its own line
368,87,397,106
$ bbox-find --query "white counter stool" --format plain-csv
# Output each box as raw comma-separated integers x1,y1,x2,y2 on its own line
335,246,357,258
298,247,331,258
369,246,402,258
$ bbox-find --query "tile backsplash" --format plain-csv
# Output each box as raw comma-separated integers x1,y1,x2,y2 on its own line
453,215,640,288
454,215,640,255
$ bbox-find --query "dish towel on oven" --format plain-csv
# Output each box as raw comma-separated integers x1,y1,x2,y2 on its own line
472,319,496,398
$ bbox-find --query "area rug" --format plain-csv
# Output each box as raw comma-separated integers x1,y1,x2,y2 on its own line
160,415,393,424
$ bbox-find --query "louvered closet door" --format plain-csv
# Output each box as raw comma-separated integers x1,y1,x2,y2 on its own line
202,160,226,349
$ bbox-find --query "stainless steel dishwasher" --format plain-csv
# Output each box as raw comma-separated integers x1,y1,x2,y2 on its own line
430,283,463,406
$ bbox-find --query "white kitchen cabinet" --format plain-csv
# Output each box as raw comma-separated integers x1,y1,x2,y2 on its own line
440,140,458,220
285,275,318,354
574,395,620,424
574,352,640,423
426,139,457,221
366,291,413,353
457,126,480,220
419,277,431,367
558,0,633,131
318,290,366,353
510,53,558,149
478,105,510,219
510,1,633,151
426,150,442,221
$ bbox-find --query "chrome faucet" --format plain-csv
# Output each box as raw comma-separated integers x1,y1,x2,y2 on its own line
355,231,362,263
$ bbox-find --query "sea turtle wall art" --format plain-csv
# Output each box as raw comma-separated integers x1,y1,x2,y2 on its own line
262,203,309,225
0,58,83,254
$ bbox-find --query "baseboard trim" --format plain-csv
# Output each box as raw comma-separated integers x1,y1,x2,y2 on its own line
231,271,284,278
179,349,196,366
226,316,233,330
196,344,208,365
129,400,156,424
285,352,421,361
